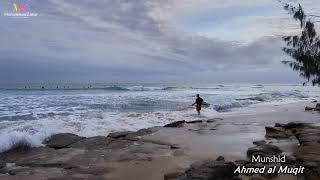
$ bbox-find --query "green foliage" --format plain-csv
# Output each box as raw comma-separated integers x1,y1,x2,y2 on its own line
281,2,320,86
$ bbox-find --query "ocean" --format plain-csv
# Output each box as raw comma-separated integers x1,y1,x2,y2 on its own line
0,83,319,152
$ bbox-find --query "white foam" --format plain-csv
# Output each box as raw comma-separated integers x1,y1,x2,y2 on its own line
0,130,48,152
0,107,220,153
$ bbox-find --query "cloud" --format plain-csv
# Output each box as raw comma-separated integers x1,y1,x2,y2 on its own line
0,0,315,83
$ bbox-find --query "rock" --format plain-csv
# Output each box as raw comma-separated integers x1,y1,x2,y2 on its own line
0,167,9,174
164,172,183,180
177,160,238,180
69,136,113,149
187,120,203,124
282,122,310,129
261,163,280,179
14,148,85,168
44,133,85,149
253,140,266,146
164,121,186,128
284,155,297,165
216,156,225,161
170,144,180,149
234,159,250,166
206,119,216,123
8,169,16,176
124,127,163,140
312,100,317,103
107,131,132,139
305,106,315,111
274,122,308,130
247,144,282,158
315,103,320,111
132,127,162,137
106,139,135,150
274,123,286,128
265,127,291,139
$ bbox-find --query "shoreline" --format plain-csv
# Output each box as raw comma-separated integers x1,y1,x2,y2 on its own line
0,101,319,180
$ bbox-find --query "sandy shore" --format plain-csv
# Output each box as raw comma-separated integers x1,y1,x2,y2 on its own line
109,101,320,180
0,101,319,180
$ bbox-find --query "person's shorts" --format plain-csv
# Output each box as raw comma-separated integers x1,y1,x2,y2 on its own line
196,105,201,111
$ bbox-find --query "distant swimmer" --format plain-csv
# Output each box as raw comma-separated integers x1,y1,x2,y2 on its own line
192,94,204,115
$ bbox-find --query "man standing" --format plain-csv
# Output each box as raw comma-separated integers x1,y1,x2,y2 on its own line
192,94,204,115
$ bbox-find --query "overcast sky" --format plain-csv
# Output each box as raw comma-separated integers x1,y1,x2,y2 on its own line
0,0,319,84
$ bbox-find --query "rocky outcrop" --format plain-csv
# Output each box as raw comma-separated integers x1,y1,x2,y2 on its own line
176,157,239,180
265,122,320,179
252,140,266,146
0,126,173,179
107,131,133,139
247,144,282,158
305,106,315,111
44,133,85,149
305,103,320,111
265,126,293,138
315,103,320,111
164,121,186,128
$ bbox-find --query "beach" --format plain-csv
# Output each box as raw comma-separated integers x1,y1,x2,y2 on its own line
0,100,319,180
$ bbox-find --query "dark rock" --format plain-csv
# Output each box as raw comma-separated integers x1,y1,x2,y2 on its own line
8,169,16,175
274,123,285,127
305,106,315,111
44,133,85,149
261,163,280,179
282,122,310,129
164,172,183,180
107,131,132,139
247,144,282,158
216,156,225,161
284,155,297,165
253,140,266,146
177,159,238,180
312,100,317,103
274,122,309,130
265,127,291,138
315,103,320,111
170,144,180,149
206,119,216,123
187,120,203,124
234,159,250,166
0,167,9,174
164,121,186,128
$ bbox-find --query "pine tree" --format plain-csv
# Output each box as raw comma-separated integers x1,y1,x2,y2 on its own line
280,1,320,86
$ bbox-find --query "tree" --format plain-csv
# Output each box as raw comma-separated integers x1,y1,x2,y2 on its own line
280,1,320,86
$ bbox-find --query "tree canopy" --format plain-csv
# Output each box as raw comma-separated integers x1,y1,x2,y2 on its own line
280,1,320,86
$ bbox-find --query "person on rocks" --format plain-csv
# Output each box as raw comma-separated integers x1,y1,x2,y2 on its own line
192,94,204,115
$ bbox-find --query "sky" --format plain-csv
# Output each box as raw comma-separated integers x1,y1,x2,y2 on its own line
0,0,319,84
